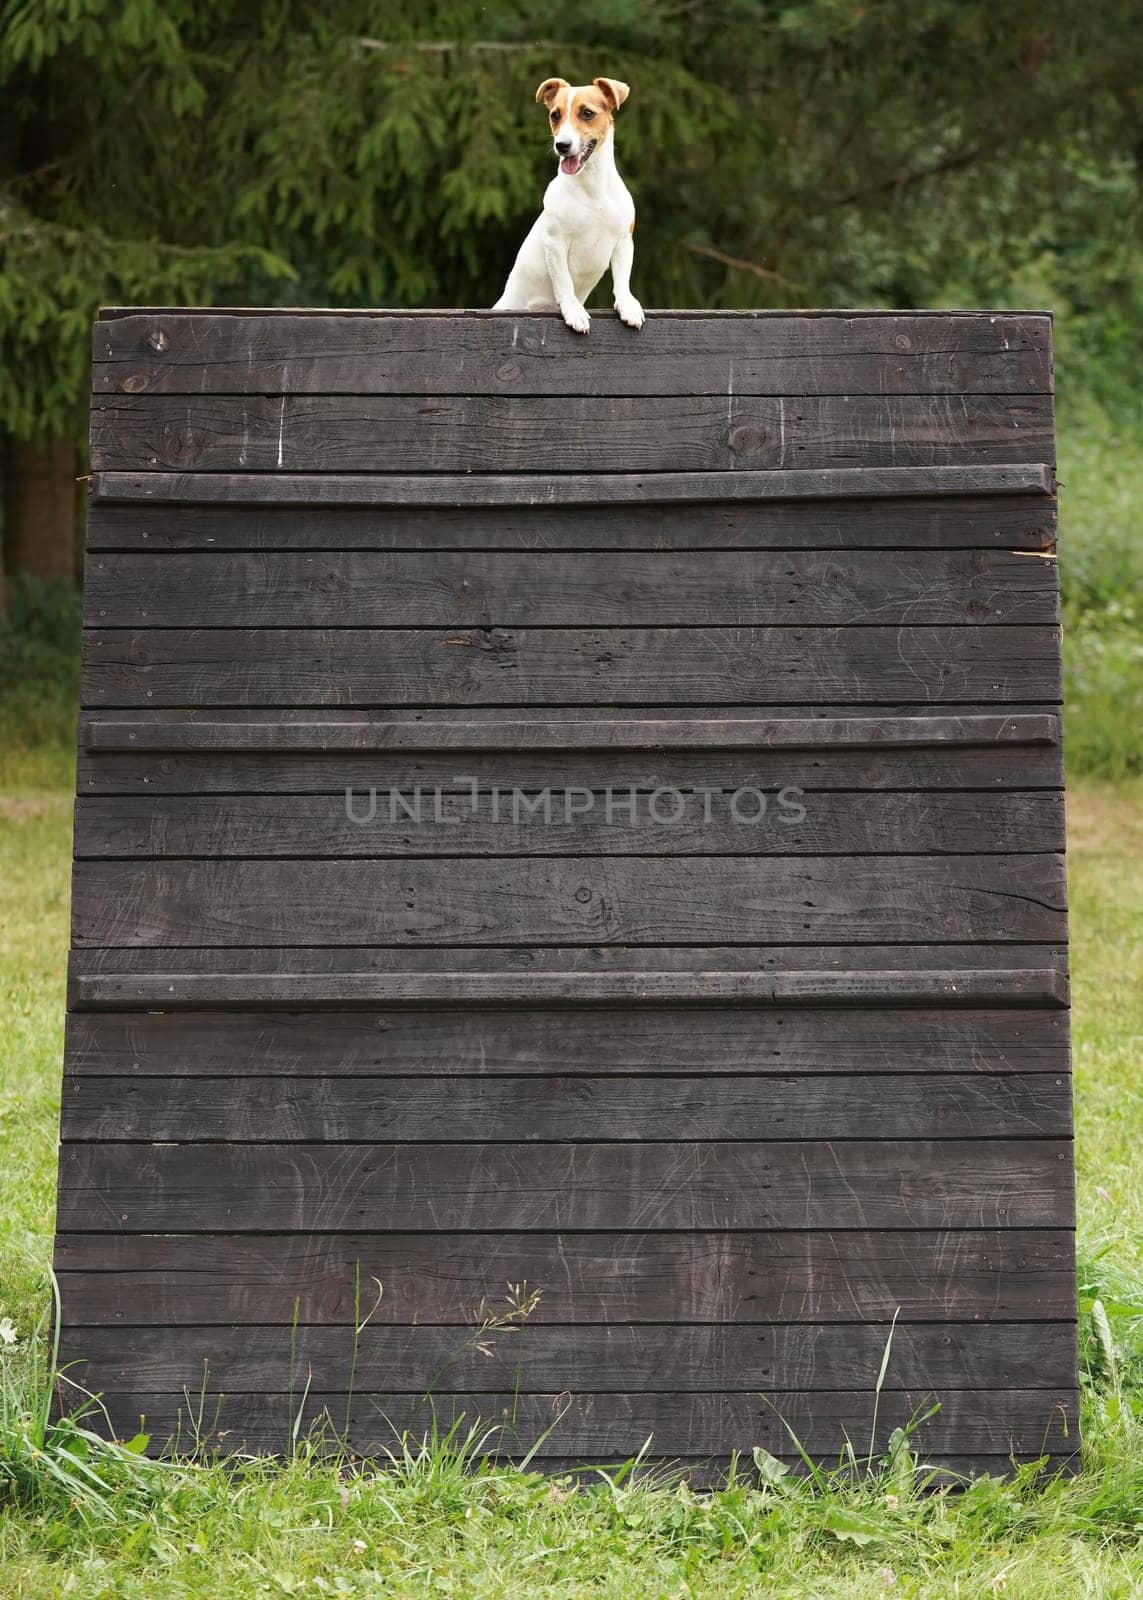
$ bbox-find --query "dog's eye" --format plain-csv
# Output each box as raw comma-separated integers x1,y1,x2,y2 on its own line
580,107,595,120
550,109,560,123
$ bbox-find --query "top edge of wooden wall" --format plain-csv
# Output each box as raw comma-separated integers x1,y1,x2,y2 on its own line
91,310,1053,398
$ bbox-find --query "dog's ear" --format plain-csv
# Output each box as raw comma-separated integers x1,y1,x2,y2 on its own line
535,78,569,107
593,77,630,111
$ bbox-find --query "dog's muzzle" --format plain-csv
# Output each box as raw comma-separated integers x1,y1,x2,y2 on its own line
556,138,597,177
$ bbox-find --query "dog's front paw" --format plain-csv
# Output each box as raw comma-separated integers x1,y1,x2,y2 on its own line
560,300,591,335
615,294,645,330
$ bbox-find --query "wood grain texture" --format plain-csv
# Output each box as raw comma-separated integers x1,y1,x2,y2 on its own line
60,1072,1071,1143
68,939,1070,977
75,702,1068,730
88,393,1055,475
72,791,1066,860
91,464,1057,506
62,1007,1070,1078
80,624,1064,708
80,711,1061,752
70,854,1068,948
92,311,1053,395
84,495,1060,553
76,1386,1078,1461
54,1228,1076,1324
69,968,1071,1010
60,1322,1077,1393
83,549,1059,628
77,744,1067,796
56,1140,1075,1231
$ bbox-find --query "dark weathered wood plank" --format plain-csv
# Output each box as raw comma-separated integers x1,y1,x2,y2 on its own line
93,312,1053,395
94,306,1055,321
89,464,1058,508
84,495,1060,553
80,625,1064,708
53,1228,1077,1324
61,1072,1071,1143
60,1322,1077,1393
83,549,1059,628
69,969,1071,1010
488,1454,1072,1484
70,855,1068,949
56,1140,1075,1230
88,394,1055,475
77,744,1067,796
76,1386,1078,1461
75,702,1068,728
80,712,1061,753
61,1007,1070,1078
72,791,1066,860
70,940,1070,978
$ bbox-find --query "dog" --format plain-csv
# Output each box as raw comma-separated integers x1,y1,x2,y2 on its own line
493,76,643,335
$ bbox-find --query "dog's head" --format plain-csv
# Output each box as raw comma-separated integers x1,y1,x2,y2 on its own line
535,77,629,177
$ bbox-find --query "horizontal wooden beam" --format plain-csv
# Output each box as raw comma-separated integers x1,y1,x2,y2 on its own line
96,307,1056,321
89,464,1056,506
53,1227,1076,1323
92,311,1053,396
56,1139,1075,1229
82,548,1060,630
89,392,1056,475
83,712,1061,753
57,1322,1077,1393
79,624,1064,708
69,939,1069,976
61,1005,1071,1075
70,967,1070,1010
67,1384,1077,1464
71,790,1066,861
84,494,1060,556
61,1071,1072,1143
69,854,1069,949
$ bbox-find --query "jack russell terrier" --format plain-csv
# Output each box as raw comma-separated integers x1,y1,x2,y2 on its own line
494,76,644,335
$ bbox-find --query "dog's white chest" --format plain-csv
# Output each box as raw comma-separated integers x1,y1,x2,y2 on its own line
547,181,633,294
566,217,619,290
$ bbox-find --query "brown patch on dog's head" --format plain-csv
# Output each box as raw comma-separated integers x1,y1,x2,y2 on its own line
537,77,630,175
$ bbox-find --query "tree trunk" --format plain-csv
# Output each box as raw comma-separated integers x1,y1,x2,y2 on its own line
3,435,81,588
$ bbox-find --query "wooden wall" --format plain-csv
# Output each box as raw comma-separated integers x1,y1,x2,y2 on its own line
55,309,1075,1477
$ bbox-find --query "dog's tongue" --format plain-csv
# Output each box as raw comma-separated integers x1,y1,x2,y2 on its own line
560,152,585,176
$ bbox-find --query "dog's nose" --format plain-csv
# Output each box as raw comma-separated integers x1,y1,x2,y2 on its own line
554,137,572,154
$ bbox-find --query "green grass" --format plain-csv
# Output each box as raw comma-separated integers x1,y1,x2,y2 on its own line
2,738,1143,1594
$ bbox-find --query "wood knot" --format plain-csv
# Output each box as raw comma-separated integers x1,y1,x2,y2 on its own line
728,425,766,455
893,333,912,351
146,328,170,353
496,360,521,382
